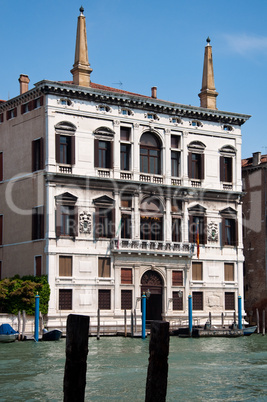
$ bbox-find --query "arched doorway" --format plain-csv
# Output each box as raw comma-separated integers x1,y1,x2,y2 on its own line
141,270,163,323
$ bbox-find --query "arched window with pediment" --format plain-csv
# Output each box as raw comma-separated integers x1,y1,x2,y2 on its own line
140,197,163,241
140,132,162,175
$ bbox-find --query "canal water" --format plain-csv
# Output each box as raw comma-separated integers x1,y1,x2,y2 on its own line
0,335,266,401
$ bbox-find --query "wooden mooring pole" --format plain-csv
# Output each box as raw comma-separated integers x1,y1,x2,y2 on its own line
97,308,100,340
124,309,127,337
256,309,260,334
221,312,224,327
22,310,26,340
263,310,265,336
145,321,170,402
63,314,90,402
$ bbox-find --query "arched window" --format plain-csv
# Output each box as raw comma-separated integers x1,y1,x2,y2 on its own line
140,198,163,241
140,132,161,175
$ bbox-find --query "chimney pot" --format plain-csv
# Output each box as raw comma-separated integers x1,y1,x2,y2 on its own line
151,86,157,99
252,152,261,166
18,74,30,95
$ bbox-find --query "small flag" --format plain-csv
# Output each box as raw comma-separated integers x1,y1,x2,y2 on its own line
196,221,200,259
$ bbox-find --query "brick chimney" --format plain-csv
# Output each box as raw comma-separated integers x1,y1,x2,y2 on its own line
151,86,157,99
18,74,30,94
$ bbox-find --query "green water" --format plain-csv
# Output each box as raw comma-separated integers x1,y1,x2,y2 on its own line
0,335,266,401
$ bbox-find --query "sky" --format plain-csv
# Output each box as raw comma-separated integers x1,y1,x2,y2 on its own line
1,0,267,158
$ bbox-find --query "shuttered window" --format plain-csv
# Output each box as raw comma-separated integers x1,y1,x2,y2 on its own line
35,256,42,277
98,257,111,277
121,290,132,310
0,261,2,280
192,292,203,310
0,215,3,246
32,138,44,171
59,289,72,310
172,270,183,286
224,263,234,281
59,256,72,276
32,206,44,240
98,290,111,310
192,262,203,280
0,152,3,181
121,268,132,284
225,292,235,310
173,291,183,310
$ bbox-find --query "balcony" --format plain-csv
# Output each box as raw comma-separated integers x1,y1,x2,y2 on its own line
110,238,195,257
139,174,163,184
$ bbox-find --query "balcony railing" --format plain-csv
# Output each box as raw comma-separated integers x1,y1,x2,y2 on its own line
139,174,163,184
110,238,195,257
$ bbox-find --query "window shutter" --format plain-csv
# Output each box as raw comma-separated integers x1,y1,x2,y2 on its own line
111,207,115,238
172,270,183,286
21,104,25,114
29,100,34,111
56,205,61,237
40,96,44,106
189,215,194,243
14,108,17,117
203,216,207,244
95,207,99,239
74,206,78,237
200,153,205,180
40,137,44,170
0,215,2,245
220,156,224,182
70,136,75,165
121,268,132,284
188,152,192,178
32,140,36,172
40,206,44,239
0,152,3,181
32,208,37,240
94,139,99,167
222,217,226,246
56,134,61,163
109,141,114,168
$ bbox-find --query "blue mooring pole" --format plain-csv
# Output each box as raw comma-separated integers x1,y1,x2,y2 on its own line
34,293,40,342
188,294,193,337
142,293,146,339
238,295,242,330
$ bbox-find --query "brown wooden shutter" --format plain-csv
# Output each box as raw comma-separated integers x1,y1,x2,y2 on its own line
95,207,99,239
39,137,44,170
56,205,61,237
188,152,192,178
172,270,183,286
29,100,34,111
109,141,113,168
189,215,194,243
40,206,44,239
70,136,75,165
0,215,3,245
59,256,72,276
0,152,3,181
56,134,61,163
32,140,36,172
21,104,25,114
200,153,205,180
94,139,99,167
14,108,17,117
32,208,36,240
222,217,226,246
111,207,115,238
192,262,202,280
121,268,132,284
220,156,224,182
35,256,42,276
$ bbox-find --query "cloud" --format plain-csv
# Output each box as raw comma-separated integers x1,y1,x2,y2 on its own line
223,33,267,56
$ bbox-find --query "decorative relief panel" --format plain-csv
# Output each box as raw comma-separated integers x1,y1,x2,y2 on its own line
79,212,91,234
207,221,218,242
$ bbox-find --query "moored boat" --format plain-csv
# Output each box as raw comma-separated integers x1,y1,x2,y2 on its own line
42,329,62,341
0,324,19,343
243,326,257,336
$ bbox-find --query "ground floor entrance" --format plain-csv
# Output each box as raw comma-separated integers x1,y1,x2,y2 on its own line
141,270,163,324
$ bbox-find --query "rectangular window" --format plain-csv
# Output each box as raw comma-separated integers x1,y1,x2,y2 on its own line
121,214,131,239
98,289,111,310
121,268,132,284
220,156,232,183
0,152,3,181
35,256,42,277
120,127,130,141
173,291,183,310
0,113,3,123
32,206,44,240
172,218,181,242
224,263,234,281
223,218,237,246
0,215,3,246
172,270,183,286
56,134,75,165
56,205,78,237
225,292,235,310
192,262,203,281
120,144,131,171
21,102,30,114
33,97,43,109
171,135,180,149
121,290,132,310
32,138,44,171
6,108,17,120
98,257,111,277
121,195,132,208
171,151,180,177
59,289,72,310
94,139,113,169
188,152,204,180
95,208,114,238
59,256,72,277
140,217,163,241
192,291,203,310
189,215,206,245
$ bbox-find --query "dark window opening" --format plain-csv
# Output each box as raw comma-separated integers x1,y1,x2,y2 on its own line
98,289,111,310
121,290,132,310
59,289,72,310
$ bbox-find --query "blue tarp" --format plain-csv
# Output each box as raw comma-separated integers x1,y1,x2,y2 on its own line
0,324,18,335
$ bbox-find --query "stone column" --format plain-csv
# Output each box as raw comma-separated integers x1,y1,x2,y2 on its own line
134,191,140,239
165,196,171,242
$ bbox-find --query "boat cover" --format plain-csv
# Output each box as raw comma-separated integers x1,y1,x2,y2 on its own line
0,324,18,335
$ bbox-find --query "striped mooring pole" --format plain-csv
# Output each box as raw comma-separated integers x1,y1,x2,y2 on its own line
238,295,242,330
188,294,193,337
142,293,146,339
34,293,40,342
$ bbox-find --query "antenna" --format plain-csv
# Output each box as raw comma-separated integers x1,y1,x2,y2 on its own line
112,81,123,88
